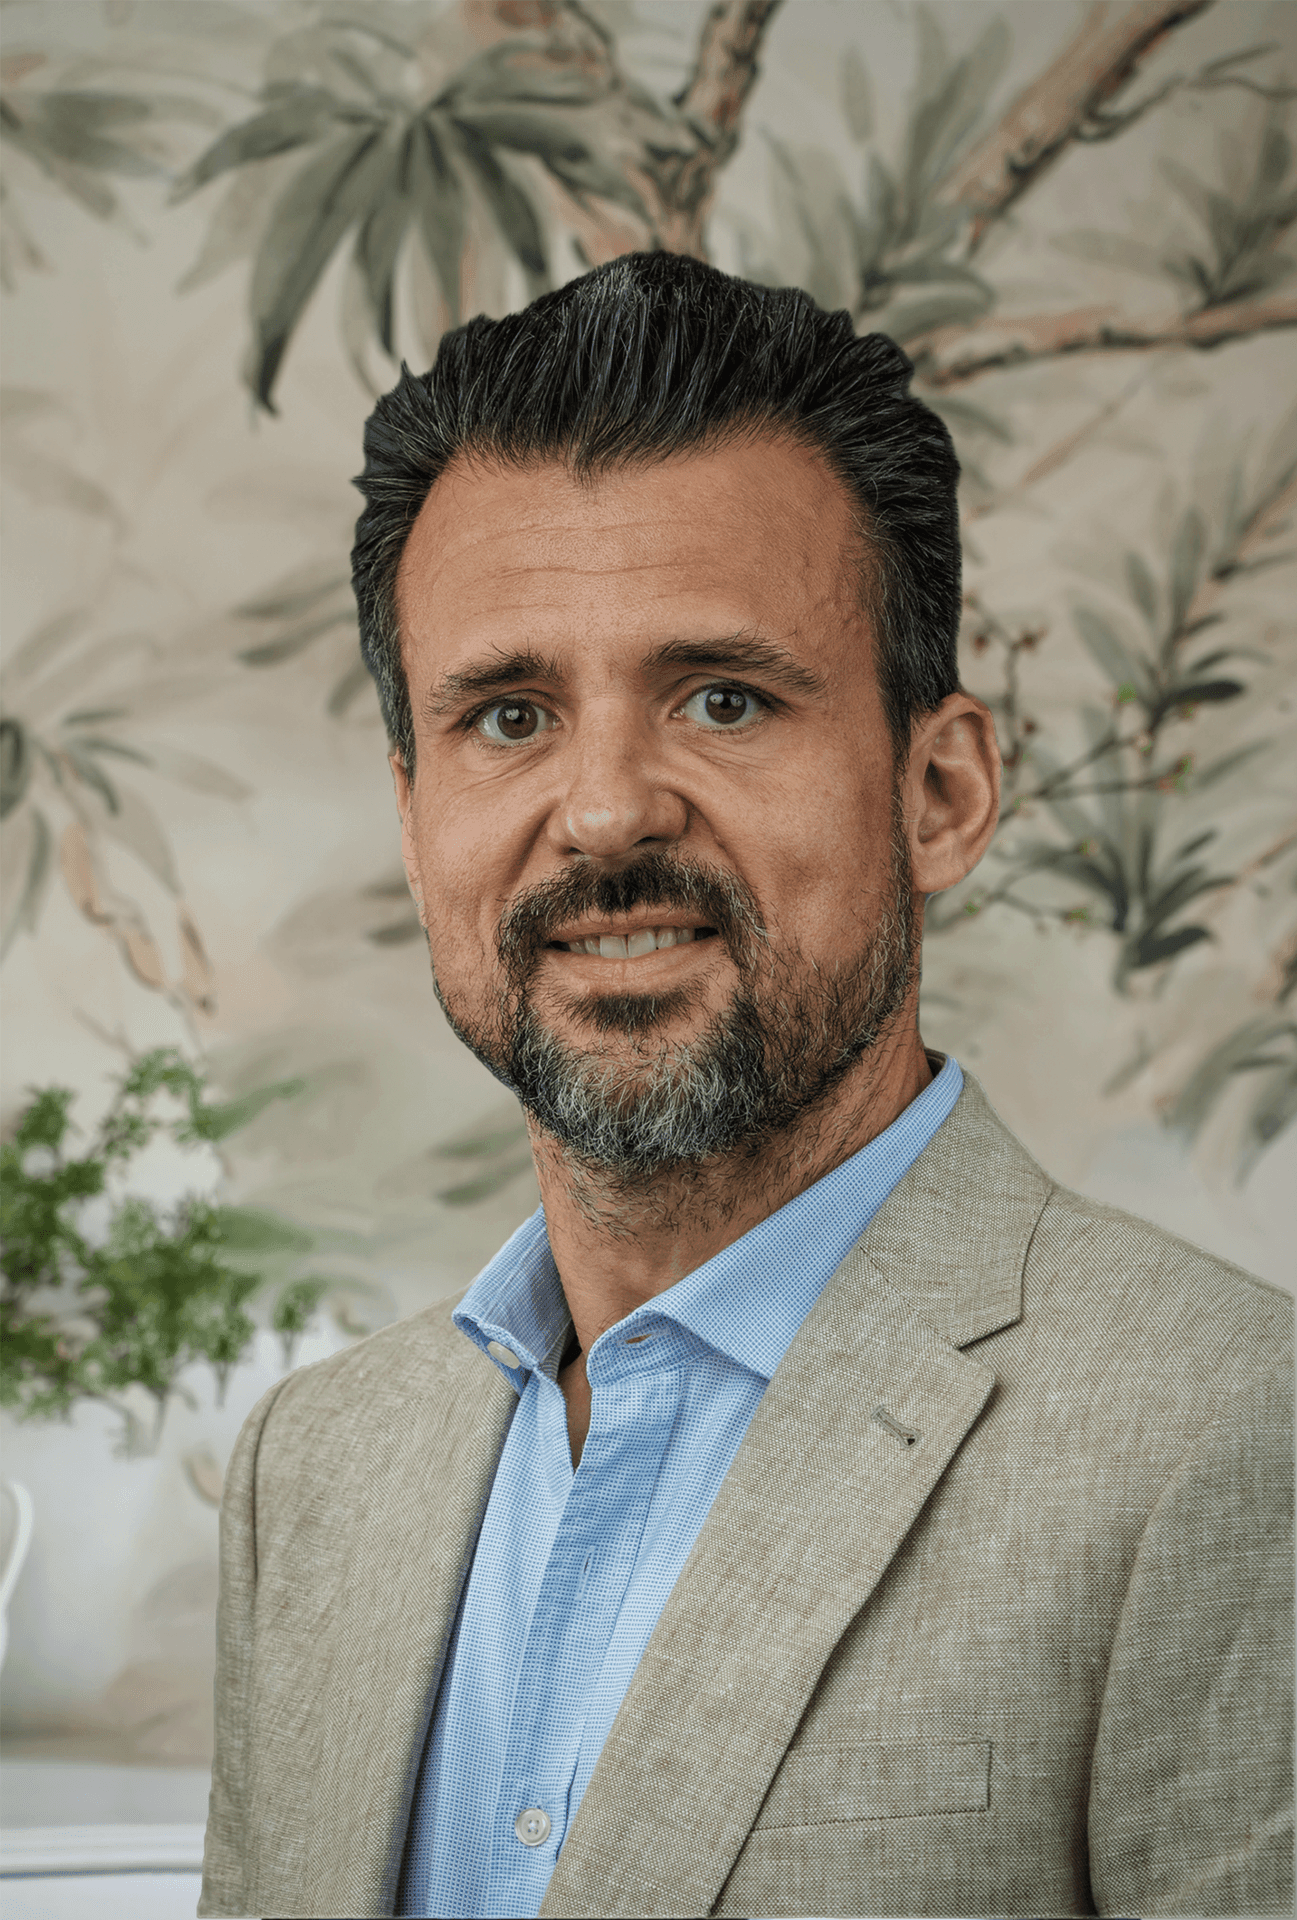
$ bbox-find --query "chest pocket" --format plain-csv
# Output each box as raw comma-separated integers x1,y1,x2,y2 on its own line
753,1739,991,1828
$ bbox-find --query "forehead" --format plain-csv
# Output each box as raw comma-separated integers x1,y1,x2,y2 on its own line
395,433,870,674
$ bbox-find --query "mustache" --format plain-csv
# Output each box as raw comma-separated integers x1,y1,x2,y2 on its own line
496,851,768,983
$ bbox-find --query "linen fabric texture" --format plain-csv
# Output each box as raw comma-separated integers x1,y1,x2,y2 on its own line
399,1058,962,1917
199,1074,1294,1919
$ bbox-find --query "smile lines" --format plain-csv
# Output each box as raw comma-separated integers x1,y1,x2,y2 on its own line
560,926,705,959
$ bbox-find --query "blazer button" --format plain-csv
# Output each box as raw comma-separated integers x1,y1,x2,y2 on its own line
515,1807,552,1847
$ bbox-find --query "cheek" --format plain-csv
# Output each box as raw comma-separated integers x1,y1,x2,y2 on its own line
740,774,897,939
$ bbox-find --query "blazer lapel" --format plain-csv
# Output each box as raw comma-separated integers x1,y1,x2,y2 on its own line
259,1308,518,1918
540,1074,1050,1920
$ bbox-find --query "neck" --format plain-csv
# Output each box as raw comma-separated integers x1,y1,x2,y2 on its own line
530,1012,933,1359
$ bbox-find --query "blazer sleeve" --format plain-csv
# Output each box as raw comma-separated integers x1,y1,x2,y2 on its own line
1088,1362,1295,1918
198,1375,294,1920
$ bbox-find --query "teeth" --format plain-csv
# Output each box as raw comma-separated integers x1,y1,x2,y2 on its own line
567,926,701,957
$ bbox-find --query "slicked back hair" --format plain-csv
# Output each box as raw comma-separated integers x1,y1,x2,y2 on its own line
351,252,961,773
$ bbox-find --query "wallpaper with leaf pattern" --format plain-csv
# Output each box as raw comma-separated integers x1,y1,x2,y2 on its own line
0,0,1294,1754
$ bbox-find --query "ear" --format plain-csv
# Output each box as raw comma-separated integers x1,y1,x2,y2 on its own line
902,693,1001,895
389,751,427,926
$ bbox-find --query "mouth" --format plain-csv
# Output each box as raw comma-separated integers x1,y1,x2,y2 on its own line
546,921,719,961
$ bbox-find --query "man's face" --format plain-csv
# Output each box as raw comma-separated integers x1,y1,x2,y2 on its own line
394,434,917,1176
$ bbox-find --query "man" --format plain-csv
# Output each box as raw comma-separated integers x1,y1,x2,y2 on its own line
200,254,1292,1920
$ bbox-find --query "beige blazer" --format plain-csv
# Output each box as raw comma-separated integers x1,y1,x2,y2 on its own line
200,1076,1293,1918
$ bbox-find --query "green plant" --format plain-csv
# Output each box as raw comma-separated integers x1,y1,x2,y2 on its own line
0,1047,320,1453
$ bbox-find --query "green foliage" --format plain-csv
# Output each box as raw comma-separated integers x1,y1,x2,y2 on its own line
1,610,252,981
748,11,1003,341
433,1106,532,1208
1166,1005,1297,1180
0,1048,321,1452
1162,113,1297,309
272,1276,333,1371
170,10,664,410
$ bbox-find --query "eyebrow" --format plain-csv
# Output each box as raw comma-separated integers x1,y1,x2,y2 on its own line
641,636,827,700
424,650,565,718
423,633,826,719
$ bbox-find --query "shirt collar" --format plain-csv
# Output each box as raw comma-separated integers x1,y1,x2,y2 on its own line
454,1055,962,1389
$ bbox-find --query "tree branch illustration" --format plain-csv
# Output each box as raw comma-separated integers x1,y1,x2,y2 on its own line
654,0,784,254
914,289,1297,386
938,0,1216,249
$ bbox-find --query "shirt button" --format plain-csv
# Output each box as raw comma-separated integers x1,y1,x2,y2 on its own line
488,1340,520,1368
515,1806,551,1847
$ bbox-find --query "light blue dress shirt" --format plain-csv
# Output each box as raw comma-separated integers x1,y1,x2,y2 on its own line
398,1055,963,1919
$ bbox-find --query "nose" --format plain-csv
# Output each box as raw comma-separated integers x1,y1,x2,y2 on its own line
546,704,689,861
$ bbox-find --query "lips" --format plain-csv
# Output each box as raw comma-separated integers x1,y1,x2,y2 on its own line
561,925,702,959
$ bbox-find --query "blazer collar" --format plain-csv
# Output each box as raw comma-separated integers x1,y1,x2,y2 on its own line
539,1073,1051,1919
853,1069,1050,1348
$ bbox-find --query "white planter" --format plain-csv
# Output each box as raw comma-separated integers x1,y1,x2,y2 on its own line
0,1325,345,1762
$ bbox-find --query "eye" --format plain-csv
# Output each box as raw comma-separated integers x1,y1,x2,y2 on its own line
681,684,766,731
474,699,556,745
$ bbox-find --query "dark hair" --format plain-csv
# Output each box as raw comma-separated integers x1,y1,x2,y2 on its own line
351,251,961,770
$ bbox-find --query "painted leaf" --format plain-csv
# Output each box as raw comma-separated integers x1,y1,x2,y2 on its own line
884,283,992,342
185,1078,305,1144
99,786,181,893
410,115,466,322
1154,679,1245,721
236,570,350,621
456,106,647,219
238,609,356,667
0,718,30,818
1246,1060,1297,1166
450,119,547,290
443,38,610,111
4,90,159,178
353,132,414,354
1124,552,1159,629
326,656,372,717
1072,606,1146,695
175,88,357,198
0,803,51,956
247,126,399,411
64,741,120,814
1140,870,1226,937
1129,925,1212,971
130,743,251,801
209,1205,313,1253
437,1152,535,1206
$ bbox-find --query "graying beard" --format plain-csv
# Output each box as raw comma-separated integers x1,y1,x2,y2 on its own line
435,840,915,1181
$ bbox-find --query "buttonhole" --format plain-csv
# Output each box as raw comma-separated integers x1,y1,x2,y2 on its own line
624,1333,651,1344
871,1405,920,1448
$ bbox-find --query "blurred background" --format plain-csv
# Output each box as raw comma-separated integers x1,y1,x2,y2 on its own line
1,0,1294,1905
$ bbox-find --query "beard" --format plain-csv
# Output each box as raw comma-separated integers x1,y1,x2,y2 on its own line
434,818,917,1183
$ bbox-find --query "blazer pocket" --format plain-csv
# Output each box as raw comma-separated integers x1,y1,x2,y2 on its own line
753,1739,991,1829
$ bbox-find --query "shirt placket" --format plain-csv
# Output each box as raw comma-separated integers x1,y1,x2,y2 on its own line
488,1351,684,1912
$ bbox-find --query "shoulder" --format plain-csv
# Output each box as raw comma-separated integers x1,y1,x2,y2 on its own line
1028,1180,1291,1372
939,1071,1291,1363
233,1291,496,1478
